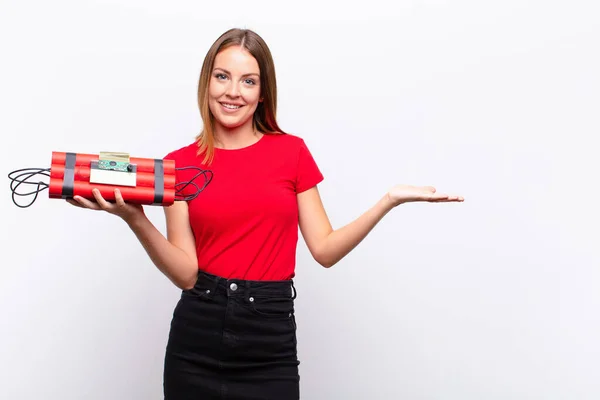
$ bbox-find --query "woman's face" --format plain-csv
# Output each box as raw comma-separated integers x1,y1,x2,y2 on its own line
208,46,262,131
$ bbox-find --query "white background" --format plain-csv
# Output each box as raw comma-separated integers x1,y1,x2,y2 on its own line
1,0,599,399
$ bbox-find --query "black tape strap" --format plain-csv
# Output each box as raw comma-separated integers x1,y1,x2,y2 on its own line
62,152,76,198
153,159,164,205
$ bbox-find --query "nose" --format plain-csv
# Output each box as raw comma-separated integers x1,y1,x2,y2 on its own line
226,81,241,98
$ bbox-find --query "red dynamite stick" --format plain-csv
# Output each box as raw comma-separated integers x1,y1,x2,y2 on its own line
49,151,176,206
49,165,175,188
50,152,175,174
49,181,172,204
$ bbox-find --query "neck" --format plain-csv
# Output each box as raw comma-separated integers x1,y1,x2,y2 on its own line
213,120,262,150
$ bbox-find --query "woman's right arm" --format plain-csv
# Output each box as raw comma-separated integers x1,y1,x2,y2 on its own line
126,201,199,290
68,188,199,290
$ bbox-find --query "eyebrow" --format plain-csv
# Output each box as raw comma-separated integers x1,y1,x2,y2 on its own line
213,67,259,78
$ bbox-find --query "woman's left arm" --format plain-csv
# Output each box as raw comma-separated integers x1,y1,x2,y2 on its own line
298,184,463,268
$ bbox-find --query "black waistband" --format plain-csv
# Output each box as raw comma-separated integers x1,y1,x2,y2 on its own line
193,270,296,299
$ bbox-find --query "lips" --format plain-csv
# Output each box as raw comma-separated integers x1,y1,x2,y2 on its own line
220,102,244,110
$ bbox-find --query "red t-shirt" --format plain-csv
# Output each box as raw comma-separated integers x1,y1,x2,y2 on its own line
163,133,324,281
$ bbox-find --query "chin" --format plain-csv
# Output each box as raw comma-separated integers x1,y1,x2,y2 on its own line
210,106,257,130
215,115,252,130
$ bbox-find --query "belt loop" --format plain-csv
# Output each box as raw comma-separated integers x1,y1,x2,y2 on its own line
245,281,252,302
291,281,297,300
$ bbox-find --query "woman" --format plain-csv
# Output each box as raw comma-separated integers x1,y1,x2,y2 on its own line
68,28,463,399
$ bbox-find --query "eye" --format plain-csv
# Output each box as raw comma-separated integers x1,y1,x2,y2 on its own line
215,73,227,80
244,78,256,85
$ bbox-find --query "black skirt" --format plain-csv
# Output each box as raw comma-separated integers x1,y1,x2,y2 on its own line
163,270,300,400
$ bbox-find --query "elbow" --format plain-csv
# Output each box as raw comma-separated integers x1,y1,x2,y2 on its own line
310,237,339,268
182,272,199,290
175,265,199,291
314,253,338,269
173,276,195,291
180,280,196,291
312,244,339,269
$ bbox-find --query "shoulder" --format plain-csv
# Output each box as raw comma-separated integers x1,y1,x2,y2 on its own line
266,132,305,144
264,133,323,185
262,132,313,152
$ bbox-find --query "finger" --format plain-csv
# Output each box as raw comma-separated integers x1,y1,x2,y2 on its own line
92,188,112,210
114,189,126,207
432,195,464,202
72,195,102,210
444,195,464,202
424,186,436,193
428,193,449,201
66,199,83,208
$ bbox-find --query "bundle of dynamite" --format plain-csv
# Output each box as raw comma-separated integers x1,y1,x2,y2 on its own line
8,151,213,208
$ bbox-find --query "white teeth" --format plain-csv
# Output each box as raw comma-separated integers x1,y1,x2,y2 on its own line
222,103,241,109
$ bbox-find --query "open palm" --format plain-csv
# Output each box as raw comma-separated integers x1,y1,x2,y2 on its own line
66,188,145,223
387,184,464,206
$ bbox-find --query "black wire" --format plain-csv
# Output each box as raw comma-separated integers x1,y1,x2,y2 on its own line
174,166,214,201
7,168,51,208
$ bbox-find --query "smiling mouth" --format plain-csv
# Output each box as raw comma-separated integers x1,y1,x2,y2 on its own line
220,102,243,109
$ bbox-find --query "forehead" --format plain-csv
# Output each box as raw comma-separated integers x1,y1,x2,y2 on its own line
214,46,259,74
